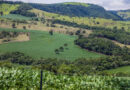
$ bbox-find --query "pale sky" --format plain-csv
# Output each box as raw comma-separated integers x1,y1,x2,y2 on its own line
7,0,130,10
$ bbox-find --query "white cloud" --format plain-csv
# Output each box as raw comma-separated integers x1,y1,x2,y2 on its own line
7,0,130,10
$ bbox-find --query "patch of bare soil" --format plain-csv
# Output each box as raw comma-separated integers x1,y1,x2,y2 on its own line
112,40,130,48
0,33,30,44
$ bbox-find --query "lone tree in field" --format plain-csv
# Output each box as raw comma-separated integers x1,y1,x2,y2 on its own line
59,47,64,52
64,43,68,49
113,26,117,30
121,27,125,31
49,30,53,35
12,23,16,28
23,26,26,30
55,49,59,54
64,43,68,47
75,30,81,35
0,12,3,16
82,30,86,34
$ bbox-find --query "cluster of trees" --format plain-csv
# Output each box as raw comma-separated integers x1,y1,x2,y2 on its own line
54,43,68,54
52,19,118,31
90,30,130,45
75,37,130,56
0,31,19,39
11,4,36,17
53,19,128,32
0,52,129,76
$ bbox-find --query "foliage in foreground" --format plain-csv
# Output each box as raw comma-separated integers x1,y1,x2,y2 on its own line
0,67,130,90
0,52,130,76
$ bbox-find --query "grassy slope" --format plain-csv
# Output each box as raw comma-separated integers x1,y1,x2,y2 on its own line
0,14,32,20
106,66,130,74
0,28,102,60
0,4,19,15
30,9,130,31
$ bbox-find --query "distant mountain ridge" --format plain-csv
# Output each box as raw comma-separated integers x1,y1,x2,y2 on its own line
0,1,126,20
116,9,130,21
29,2,123,20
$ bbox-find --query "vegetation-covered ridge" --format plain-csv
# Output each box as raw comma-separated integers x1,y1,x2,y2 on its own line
10,3,36,17
0,52,130,76
64,2,90,7
30,2,122,20
110,9,130,21
90,29,130,45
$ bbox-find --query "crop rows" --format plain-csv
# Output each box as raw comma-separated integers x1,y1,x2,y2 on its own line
0,67,130,90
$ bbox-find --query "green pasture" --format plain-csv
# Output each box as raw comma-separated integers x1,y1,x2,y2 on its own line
0,14,32,20
106,66,130,74
0,28,103,60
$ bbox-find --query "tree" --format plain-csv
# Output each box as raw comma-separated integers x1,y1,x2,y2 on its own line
46,23,49,27
55,49,59,54
12,23,16,28
82,30,86,34
121,27,125,31
0,12,3,16
23,26,26,30
64,43,68,47
75,30,81,35
64,43,68,49
113,26,117,30
49,30,53,35
59,47,64,52
97,22,100,24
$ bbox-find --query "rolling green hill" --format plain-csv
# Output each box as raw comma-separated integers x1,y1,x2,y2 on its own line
30,2,122,20
0,3,19,15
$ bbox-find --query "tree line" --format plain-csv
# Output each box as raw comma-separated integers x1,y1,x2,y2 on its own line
75,37,130,56
90,29,130,45
0,31,19,39
0,52,129,76
52,19,126,31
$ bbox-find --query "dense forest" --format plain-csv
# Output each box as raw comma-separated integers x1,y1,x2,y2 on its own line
11,4,36,17
90,30,130,45
75,37,130,55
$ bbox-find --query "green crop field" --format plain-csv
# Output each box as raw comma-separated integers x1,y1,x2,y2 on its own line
0,28,103,60
106,66,130,74
1,67,130,89
0,14,32,20
0,4,19,15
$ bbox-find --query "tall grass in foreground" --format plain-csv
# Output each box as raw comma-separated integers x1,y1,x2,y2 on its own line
0,67,130,90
